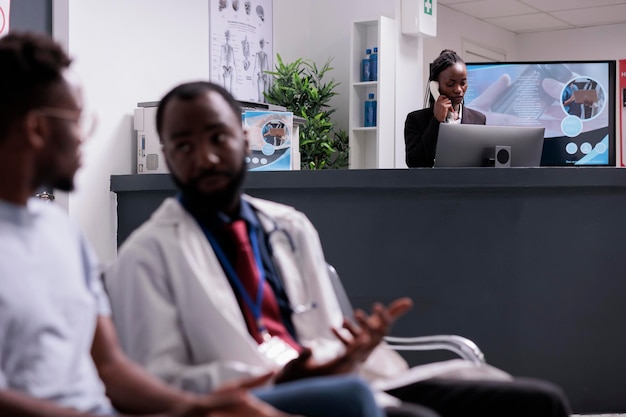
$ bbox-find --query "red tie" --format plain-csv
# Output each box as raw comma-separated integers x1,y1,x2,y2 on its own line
224,220,300,351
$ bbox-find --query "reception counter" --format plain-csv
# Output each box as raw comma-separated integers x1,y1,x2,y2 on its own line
111,168,626,413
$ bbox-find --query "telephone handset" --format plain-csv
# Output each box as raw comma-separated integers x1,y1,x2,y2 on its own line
429,80,441,101
430,80,452,120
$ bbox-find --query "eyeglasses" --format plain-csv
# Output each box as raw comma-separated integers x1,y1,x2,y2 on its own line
38,107,98,139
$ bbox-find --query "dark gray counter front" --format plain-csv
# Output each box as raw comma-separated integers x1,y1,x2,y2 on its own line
111,168,626,413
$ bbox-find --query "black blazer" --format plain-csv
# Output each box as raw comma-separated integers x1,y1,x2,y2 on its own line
404,106,486,168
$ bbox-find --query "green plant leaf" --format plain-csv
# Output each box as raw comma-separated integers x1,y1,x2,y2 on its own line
264,55,349,169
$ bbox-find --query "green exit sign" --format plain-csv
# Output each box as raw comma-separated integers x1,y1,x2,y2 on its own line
424,0,433,15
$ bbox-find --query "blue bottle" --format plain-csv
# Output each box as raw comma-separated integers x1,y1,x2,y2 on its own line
364,93,377,127
370,47,378,81
361,49,371,82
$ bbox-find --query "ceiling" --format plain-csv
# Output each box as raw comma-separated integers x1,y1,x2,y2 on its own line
439,0,626,33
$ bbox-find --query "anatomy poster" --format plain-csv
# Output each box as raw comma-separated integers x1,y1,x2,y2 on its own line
0,0,10,38
209,0,273,103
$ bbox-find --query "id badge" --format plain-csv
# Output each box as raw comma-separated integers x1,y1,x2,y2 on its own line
257,332,299,366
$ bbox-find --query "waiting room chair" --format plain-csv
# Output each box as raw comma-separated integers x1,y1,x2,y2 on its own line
326,264,486,365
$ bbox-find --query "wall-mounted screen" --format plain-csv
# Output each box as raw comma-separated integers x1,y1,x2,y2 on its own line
465,61,616,166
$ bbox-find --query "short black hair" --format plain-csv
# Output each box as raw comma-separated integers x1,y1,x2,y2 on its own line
429,49,464,82
156,81,242,141
0,32,72,140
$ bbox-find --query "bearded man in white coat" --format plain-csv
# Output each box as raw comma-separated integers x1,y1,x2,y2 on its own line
105,81,571,417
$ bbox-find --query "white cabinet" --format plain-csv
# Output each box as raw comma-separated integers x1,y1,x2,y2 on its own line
349,16,396,169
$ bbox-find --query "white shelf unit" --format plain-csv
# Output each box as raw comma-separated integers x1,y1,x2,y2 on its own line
349,16,396,169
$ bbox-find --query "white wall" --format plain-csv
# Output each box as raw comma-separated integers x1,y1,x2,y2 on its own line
394,1,424,168
273,0,311,64
515,23,626,61
67,0,211,264
304,1,396,133
423,6,517,76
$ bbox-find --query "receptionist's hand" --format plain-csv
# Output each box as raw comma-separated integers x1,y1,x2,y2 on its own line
433,95,454,123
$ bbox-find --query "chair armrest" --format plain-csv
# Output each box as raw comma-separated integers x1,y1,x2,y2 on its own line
384,335,486,365
324,264,486,365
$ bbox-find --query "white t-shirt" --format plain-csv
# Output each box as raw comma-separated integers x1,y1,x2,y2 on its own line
0,198,114,415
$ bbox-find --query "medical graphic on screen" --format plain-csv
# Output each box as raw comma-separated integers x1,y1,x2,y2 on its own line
465,62,615,166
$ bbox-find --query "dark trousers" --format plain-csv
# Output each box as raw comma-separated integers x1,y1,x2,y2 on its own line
386,377,571,417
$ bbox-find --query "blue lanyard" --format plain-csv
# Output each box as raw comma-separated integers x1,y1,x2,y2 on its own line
177,196,268,330
201,225,267,329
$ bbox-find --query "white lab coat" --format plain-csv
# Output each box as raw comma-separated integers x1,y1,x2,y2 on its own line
105,195,409,395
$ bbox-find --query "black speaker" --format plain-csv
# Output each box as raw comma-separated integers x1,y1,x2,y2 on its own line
495,145,511,168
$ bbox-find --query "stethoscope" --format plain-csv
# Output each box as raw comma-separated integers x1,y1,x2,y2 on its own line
254,209,317,315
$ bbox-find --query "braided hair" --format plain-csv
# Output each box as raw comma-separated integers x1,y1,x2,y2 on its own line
426,49,465,107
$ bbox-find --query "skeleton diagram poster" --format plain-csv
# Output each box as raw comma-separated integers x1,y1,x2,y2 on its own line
209,0,273,103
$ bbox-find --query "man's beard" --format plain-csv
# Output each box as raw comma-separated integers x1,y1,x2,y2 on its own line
171,158,247,214
50,177,74,192
37,167,75,193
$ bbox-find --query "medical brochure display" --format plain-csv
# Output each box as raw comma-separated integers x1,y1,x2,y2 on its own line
243,111,298,171
348,17,396,169
134,103,300,174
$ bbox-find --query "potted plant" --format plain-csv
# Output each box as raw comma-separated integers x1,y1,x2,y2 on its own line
264,54,349,169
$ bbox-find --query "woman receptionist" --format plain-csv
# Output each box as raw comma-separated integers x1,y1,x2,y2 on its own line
404,49,486,168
